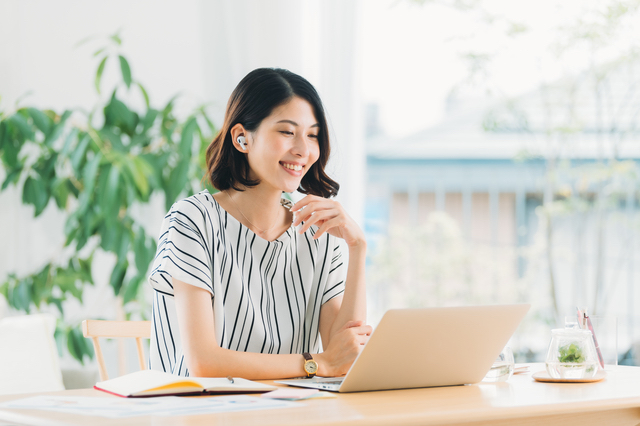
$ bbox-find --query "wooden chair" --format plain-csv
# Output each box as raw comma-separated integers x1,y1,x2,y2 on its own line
81,320,151,381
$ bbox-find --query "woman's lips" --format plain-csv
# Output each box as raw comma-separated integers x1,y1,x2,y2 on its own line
280,162,304,176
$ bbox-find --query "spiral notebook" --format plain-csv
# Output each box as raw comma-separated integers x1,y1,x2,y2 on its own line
95,370,276,398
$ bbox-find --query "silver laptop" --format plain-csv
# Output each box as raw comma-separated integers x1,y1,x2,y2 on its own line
276,304,530,393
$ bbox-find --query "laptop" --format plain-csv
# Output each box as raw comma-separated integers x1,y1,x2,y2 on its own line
276,304,530,393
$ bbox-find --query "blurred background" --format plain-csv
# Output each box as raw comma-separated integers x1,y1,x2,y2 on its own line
1,0,639,388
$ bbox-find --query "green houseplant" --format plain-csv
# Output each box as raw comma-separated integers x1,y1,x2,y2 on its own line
0,33,216,363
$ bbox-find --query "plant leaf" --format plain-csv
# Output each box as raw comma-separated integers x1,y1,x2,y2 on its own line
1,122,20,168
51,178,71,209
133,230,155,274
83,153,103,194
12,277,32,312
122,274,143,304
123,155,151,200
105,163,121,205
66,327,92,364
60,127,79,158
118,230,132,263
93,47,107,57
165,158,189,208
0,120,6,151
109,259,128,295
8,113,34,141
27,108,52,135
75,152,103,217
95,56,108,94
100,163,121,223
70,134,91,174
2,166,22,190
141,109,158,133
179,117,197,157
78,256,94,283
22,176,50,217
44,110,72,146
118,55,132,89
137,82,150,108
110,32,122,46
103,94,137,136
54,325,65,356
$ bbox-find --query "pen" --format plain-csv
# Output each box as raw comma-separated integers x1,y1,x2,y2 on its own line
227,376,235,384
577,307,604,368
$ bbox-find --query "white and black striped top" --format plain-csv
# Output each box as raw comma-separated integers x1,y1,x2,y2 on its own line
148,190,346,376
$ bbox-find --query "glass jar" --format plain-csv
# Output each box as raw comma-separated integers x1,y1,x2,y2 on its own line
545,328,599,379
483,346,514,382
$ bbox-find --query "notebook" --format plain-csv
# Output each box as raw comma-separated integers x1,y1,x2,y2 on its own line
95,370,276,397
276,304,530,393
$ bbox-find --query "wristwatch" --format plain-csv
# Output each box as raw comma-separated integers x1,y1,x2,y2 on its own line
302,352,318,377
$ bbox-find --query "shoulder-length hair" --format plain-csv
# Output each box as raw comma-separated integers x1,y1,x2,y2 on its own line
205,68,339,198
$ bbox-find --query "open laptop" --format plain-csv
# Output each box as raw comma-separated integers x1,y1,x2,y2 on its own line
276,304,530,393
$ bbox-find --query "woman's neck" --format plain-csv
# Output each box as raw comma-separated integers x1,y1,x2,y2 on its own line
219,186,292,240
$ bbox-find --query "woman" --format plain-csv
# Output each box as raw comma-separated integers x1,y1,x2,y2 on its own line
148,68,370,379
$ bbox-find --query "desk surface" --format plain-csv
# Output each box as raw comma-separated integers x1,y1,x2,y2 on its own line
1,364,640,426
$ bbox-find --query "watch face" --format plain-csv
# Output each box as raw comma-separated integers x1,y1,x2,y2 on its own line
305,360,318,374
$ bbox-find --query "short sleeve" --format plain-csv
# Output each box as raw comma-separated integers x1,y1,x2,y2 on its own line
148,197,214,297
321,237,347,304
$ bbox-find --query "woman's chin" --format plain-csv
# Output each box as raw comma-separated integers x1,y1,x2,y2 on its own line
282,184,299,193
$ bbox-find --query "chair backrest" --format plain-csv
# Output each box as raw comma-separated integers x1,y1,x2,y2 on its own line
82,320,151,381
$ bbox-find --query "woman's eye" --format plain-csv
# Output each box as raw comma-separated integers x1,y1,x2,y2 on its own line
280,131,294,135
308,134,318,139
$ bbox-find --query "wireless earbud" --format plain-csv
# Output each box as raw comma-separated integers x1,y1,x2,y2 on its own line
237,136,247,151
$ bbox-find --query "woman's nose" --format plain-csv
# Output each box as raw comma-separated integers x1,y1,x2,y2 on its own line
291,134,310,157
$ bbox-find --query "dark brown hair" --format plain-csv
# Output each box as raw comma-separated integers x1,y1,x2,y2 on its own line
205,68,339,197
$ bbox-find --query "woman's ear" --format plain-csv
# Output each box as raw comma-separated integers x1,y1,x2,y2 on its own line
230,123,249,153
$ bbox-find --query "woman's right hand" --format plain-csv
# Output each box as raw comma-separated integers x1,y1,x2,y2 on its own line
315,320,372,377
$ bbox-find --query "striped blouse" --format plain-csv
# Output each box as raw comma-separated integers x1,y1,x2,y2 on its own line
148,190,347,376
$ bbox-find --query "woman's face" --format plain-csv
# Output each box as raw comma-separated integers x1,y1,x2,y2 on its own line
246,96,321,193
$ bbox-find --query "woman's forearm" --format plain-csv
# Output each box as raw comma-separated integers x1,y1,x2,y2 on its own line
190,332,362,379
189,347,311,379
329,242,367,340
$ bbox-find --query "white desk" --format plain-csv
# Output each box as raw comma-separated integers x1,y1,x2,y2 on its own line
1,364,639,426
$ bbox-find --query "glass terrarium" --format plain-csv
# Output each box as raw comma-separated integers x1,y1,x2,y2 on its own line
545,328,599,379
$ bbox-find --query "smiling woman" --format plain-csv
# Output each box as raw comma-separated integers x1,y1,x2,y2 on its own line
147,68,370,380
206,68,339,200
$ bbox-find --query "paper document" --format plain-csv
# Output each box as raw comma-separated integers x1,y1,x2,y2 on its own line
0,395,298,418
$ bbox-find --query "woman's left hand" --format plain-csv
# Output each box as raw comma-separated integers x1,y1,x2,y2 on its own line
291,195,366,248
